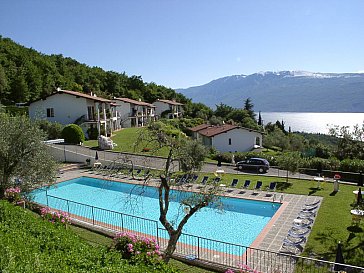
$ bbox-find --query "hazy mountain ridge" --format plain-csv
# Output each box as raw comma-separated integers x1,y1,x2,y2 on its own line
178,71,364,112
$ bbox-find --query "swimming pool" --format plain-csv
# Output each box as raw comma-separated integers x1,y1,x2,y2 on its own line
32,177,280,252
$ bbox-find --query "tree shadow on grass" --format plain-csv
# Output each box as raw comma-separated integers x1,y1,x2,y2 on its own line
276,182,292,191
315,227,364,266
308,187,321,196
346,223,362,243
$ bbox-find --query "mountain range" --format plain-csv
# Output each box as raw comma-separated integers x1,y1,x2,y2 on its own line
177,71,364,112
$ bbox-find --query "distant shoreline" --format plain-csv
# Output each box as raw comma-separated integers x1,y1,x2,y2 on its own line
261,112,364,134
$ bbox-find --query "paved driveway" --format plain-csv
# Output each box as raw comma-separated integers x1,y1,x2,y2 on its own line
52,143,317,181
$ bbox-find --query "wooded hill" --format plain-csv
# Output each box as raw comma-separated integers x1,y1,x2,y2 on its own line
0,36,188,105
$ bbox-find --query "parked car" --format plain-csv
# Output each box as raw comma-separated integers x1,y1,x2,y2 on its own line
236,158,270,173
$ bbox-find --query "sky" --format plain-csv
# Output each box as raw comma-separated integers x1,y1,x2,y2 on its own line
1,0,364,89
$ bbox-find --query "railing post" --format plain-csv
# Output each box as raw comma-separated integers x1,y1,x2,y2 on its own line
92,206,95,225
197,236,200,259
156,221,159,246
245,246,248,267
121,213,124,231
45,189,49,207
67,200,70,215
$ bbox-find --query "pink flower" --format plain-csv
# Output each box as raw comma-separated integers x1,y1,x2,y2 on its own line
127,243,134,252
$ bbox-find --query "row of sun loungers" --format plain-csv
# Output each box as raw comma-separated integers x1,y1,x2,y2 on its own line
174,176,277,197
224,179,277,195
280,200,320,255
88,164,151,180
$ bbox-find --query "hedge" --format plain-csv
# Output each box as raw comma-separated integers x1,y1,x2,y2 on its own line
61,124,85,144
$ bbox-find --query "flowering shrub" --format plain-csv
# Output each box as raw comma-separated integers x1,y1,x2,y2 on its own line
113,232,162,265
4,187,21,203
40,207,71,226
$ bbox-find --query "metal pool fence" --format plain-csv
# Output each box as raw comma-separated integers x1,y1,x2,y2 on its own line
43,193,363,273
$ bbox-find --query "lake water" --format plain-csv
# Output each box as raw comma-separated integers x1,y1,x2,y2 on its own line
261,112,364,134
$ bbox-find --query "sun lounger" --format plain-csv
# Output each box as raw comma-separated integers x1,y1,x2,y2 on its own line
176,174,188,185
280,238,305,254
267,182,277,191
301,205,318,212
196,176,209,189
225,179,239,193
288,227,310,238
189,174,199,184
134,168,142,176
293,217,314,229
212,177,221,184
230,179,239,187
298,210,316,218
201,176,209,185
243,180,250,189
253,181,262,194
305,200,320,207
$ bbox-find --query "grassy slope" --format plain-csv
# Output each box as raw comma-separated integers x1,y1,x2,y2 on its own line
0,201,177,273
84,128,170,157
70,225,216,273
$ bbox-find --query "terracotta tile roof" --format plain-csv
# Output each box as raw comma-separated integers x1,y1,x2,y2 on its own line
190,123,263,137
28,89,112,104
189,124,210,132
58,90,112,103
113,97,155,107
192,124,239,137
156,99,184,106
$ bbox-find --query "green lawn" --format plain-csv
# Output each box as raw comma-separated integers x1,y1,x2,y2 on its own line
193,172,363,266
84,128,170,157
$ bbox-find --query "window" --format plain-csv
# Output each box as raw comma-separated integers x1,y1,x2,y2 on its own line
87,106,95,120
228,138,232,145
46,108,54,117
256,136,261,146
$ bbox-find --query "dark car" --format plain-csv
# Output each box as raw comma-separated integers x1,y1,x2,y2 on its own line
236,157,270,173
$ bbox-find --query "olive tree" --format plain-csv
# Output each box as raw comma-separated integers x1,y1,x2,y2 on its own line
329,123,364,160
277,152,303,182
135,121,222,263
0,113,57,198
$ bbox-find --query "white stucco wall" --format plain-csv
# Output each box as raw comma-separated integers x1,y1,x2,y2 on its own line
115,101,131,120
29,93,89,125
212,128,262,152
153,101,170,116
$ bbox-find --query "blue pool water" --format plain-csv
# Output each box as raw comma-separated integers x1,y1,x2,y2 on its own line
32,177,280,250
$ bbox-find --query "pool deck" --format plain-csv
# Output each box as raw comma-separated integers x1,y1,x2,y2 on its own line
56,168,322,272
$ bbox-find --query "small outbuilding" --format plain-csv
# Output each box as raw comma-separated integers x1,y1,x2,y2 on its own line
189,124,263,152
